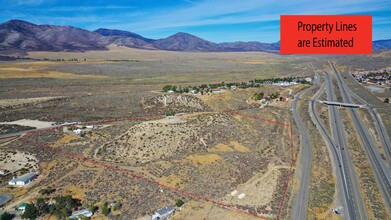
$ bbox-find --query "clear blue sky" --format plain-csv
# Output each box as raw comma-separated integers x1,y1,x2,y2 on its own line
0,0,390,43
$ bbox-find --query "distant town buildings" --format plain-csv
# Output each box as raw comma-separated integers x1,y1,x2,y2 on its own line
8,173,37,186
272,82,297,87
163,76,313,95
352,67,391,87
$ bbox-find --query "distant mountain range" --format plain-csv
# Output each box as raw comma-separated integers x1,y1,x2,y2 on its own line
0,20,389,54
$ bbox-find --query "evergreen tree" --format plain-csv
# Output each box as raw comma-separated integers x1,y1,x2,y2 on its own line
102,202,109,216
21,203,38,219
1,212,15,220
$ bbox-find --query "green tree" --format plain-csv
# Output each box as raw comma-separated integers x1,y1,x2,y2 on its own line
162,85,177,92
36,198,49,215
102,202,109,216
21,203,38,219
60,207,69,219
1,212,15,220
175,199,185,207
48,204,55,214
163,85,173,92
113,202,122,211
252,92,264,101
385,97,389,103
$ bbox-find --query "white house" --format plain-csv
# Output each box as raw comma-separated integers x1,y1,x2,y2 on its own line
69,208,93,219
8,173,37,186
305,77,313,83
151,205,175,220
74,129,84,135
18,203,28,213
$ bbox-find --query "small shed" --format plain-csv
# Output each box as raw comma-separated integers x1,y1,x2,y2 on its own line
18,203,28,213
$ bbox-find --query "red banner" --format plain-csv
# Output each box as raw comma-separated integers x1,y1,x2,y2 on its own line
280,15,372,54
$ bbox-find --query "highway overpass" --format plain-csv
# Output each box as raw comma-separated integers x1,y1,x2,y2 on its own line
319,100,364,108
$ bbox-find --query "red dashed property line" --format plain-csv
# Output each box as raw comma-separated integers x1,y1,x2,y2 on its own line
224,110,295,220
19,112,294,220
20,125,266,220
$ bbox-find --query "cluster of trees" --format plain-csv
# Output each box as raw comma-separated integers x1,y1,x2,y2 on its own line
252,77,295,83
162,85,178,92
252,92,265,101
0,212,14,220
269,92,281,99
163,76,312,94
252,92,280,101
21,196,81,220
50,58,87,62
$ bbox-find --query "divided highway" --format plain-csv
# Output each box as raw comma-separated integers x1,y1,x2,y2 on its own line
343,72,391,165
291,88,313,220
324,72,367,219
330,62,391,213
308,82,353,219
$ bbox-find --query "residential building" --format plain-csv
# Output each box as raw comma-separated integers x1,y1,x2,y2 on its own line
74,129,85,135
212,88,221,93
69,208,93,219
18,203,28,213
151,205,175,220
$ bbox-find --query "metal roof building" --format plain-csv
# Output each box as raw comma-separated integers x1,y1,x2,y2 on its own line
8,173,37,186
70,208,93,219
152,205,175,220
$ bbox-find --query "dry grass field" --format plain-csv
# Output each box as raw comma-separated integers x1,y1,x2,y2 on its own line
25,46,320,84
0,89,296,219
1,47,390,219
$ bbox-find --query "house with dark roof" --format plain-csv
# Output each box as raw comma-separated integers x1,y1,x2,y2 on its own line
151,205,175,220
